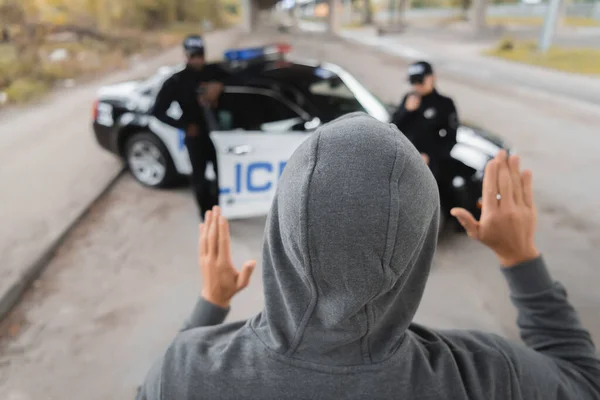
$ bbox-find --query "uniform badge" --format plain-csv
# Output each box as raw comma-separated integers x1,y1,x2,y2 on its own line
424,108,436,119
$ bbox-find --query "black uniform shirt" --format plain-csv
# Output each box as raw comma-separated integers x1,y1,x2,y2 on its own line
392,89,459,159
151,63,232,135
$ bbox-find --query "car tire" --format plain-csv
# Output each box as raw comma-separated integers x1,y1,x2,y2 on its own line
125,132,177,188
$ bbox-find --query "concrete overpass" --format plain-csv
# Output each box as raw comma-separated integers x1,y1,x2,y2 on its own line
242,0,342,34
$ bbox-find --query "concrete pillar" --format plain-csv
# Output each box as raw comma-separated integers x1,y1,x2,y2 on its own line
327,0,341,34
471,0,488,33
242,0,259,32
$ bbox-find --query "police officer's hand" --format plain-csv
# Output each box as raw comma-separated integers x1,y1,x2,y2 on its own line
405,94,421,111
187,123,199,137
450,151,540,267
199,206,256,308
199,82,224,108
421,153,430,164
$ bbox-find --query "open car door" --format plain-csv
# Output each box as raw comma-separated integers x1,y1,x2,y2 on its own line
211,86,314,219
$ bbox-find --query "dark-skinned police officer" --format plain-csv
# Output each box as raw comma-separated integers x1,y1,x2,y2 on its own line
151,34,231,219
392,61,459,184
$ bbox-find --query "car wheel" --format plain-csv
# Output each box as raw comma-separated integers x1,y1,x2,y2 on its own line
125,132,176,188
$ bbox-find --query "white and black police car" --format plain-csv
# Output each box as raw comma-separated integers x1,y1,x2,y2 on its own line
92,43,507,221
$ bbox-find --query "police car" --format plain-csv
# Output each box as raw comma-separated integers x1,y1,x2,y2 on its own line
92,43,507,220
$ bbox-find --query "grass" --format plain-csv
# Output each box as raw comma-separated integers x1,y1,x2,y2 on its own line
486,38,600,75
4,78,49,103
487,16,600,28
341,21,366,30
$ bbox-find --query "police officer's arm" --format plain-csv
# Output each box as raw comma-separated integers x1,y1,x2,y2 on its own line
440,99,459,157
392,94,415,129
199,64,234,106
151,76,184,129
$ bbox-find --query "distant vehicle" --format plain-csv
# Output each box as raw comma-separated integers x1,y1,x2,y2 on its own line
92,43,508,222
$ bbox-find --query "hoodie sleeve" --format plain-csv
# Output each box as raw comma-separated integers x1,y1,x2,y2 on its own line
135,298,230,400
180,297,230,332
135,357,163,400
499,256,600,398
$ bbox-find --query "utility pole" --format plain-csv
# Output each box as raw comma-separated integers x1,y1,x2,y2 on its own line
538,0,562,53
327,0,340,34
388,0,396,26
242,0,258,32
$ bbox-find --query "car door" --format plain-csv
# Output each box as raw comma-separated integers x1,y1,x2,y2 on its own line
210,87,314,219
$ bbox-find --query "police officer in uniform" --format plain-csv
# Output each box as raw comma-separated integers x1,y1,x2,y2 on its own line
152,35,232,219
392,61,459,183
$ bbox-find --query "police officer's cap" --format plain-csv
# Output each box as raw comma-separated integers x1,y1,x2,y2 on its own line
408,61,434,84
183,35,205,57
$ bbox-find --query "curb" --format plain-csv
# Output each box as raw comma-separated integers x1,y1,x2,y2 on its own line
0,167,126,323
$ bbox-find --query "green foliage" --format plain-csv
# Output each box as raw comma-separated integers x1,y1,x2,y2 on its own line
4,78,49,103
0,0,236,105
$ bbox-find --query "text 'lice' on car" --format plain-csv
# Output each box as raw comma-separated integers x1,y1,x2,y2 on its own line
92,43,509,226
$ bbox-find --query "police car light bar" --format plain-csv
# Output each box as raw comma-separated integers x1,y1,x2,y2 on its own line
224,43,291,62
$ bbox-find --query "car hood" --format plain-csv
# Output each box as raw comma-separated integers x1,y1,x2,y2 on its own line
452,126,505,172
457,126,503,158
97,80,140,102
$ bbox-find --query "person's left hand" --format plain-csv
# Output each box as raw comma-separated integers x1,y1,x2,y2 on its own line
198,82,224,107
199,207,256,308
421,153,430,164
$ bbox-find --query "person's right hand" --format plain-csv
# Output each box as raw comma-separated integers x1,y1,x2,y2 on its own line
450,150,540,267
187,123,199,137
405,94,421,111
199,207,256,308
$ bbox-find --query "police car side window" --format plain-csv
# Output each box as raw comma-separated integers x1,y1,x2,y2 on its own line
217,92,301,132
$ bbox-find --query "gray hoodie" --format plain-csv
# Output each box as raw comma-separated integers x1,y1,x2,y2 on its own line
137,113,600,399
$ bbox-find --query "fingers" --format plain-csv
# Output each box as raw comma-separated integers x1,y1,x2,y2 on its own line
218,215,231,262
450,208,480,239
482,157,499,211
509,155,523,205
236,260,256,292
201,211,212,256
199,223,207,256
521,169,534,208
208,207,220,257
496,151,514,208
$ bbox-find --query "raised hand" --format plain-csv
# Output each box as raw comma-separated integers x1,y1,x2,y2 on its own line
199,207,256,308
451,150,539,267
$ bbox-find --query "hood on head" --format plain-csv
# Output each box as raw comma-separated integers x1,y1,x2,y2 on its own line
251,113,440,366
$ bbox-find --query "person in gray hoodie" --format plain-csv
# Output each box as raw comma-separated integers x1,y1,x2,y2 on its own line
137,112,600,400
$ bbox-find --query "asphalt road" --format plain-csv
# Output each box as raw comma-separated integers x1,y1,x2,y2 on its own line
1,29,600,400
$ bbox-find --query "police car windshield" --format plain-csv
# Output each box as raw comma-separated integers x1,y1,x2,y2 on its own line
262,61,390,123
321,62,389,122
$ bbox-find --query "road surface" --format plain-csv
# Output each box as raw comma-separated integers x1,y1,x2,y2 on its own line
1,28,599,400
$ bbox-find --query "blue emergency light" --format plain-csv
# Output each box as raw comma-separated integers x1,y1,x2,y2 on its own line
224,43,291,62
